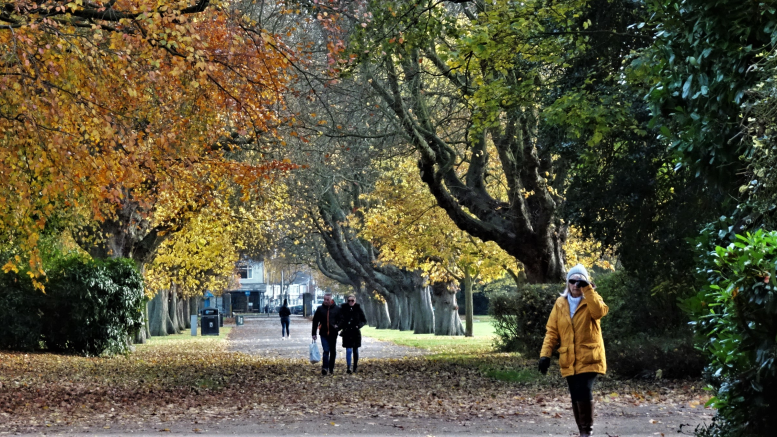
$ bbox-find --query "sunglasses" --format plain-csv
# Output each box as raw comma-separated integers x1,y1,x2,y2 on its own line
348,299,355,302
568,279,589,287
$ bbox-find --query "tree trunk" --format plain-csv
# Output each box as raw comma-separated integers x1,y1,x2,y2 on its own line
463,271,474,337
132,298,149,344
397,291,412,331
167,286,178,335
375,297,392,329
412,285,435,334
144,299,151,339
189,296,199,316
177,296,187,331
431,282,464,336
133,322,147,344
363,296,377,327
149,288,169,337
386,293,401,330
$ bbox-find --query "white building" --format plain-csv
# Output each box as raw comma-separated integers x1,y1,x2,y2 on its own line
230,259,267,313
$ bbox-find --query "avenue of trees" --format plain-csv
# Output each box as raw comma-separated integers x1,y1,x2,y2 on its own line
3,0,777,435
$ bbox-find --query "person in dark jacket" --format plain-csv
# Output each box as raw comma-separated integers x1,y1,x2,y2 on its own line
339,294,367,374
279,298,291,339
312,293,341,375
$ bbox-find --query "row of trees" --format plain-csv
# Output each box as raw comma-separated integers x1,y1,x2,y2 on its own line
3,0,777,432
265,1,776,433
0,0,338,344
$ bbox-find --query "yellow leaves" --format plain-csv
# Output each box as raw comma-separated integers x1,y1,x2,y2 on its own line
2,261,19,274
564,227,615,272
360,157,515,283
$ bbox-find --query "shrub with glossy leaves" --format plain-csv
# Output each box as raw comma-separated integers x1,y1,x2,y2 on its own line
0,257,144,356
42,257,145,356
686,228,777,436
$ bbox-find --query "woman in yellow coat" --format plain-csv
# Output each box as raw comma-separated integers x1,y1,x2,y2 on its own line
539,264,608,437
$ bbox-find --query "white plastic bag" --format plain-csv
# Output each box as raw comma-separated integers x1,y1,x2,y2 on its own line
309,341,321,364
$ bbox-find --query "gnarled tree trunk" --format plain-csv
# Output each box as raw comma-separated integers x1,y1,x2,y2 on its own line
375,297,391,329
177,295,187,331
431,282,464,336
412,285,435,334
149,288,169,337
397,291,412,331
387,293,402,330
167,286,179,335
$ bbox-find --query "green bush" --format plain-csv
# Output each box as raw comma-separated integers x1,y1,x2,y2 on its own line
684,228,777,436
489,272,703,378
605,331,704,379
490,284,559,357
596,270,704,378
0,257,144,356
0,272,44,351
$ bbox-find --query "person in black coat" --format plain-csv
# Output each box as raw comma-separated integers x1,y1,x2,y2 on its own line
279,298,291,339
312,293,341,375
339,294,367,374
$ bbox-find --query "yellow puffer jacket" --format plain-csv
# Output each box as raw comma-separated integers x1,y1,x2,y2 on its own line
540,285,608,377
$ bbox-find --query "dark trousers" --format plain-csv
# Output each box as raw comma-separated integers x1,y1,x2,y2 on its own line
320,334,338,371
566,372,598,402
281,317,290,337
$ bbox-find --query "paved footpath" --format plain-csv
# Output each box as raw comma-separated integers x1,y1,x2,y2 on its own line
228,315,426,361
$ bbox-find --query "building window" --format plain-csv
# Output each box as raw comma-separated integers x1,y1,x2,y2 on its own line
238,265,252,279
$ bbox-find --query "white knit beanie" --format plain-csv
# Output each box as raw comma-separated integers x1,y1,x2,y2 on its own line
566,264,590,283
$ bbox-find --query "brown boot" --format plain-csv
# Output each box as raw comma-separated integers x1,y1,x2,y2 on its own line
576,400,594,436
572,402,582,435
576,401,594,436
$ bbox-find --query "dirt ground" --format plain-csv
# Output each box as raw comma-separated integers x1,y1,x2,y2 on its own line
0,318,713,436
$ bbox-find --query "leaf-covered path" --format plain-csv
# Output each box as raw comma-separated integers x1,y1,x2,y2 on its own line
228,316,427,359
0,322,713,436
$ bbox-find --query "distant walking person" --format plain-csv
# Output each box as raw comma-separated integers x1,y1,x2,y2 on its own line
339,294,367,374
538,264,608,437
279,298,291,339
312,293,341,375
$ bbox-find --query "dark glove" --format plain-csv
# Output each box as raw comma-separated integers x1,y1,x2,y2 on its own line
538,357,551,375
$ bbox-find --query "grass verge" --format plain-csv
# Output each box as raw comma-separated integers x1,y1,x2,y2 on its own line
361,316,496,355
360,317,547,384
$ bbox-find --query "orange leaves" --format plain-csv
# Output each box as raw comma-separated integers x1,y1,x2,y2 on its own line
1,0,299,276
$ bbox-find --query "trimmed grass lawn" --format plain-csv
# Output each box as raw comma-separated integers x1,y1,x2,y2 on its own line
361,316,497,356
361,316,546,383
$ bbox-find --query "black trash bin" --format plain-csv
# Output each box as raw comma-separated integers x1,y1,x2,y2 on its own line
219,313,224,327
201,308,220,336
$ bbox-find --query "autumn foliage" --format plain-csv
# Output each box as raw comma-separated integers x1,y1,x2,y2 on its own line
0,0,297,279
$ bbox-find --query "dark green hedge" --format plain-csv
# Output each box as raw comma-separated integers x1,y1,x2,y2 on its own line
0,257,144,356
0,272,44,351
489,284,558,357
489,274,703,378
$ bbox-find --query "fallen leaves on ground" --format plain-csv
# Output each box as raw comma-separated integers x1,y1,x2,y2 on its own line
0,339,711,434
